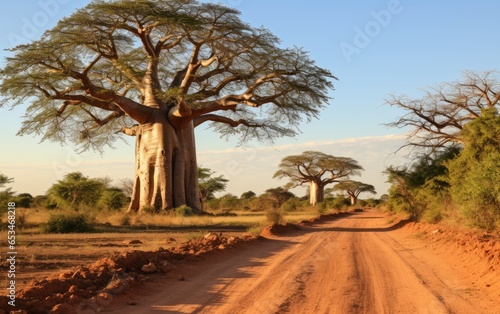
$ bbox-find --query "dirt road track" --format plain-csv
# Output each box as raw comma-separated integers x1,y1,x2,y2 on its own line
107,209,499,314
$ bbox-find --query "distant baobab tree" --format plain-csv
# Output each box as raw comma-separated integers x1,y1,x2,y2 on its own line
273,151,363,205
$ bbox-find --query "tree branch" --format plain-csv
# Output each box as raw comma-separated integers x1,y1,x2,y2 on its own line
193,114,261,128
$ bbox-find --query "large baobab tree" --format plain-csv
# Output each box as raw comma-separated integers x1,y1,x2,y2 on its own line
273,151,363,205
0,1,335,213
333,180,376,205
386,70,500,154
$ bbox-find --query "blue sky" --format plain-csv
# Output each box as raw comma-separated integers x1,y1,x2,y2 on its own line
1,0,499,198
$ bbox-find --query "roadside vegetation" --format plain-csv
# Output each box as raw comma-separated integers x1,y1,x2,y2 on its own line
0,166,381,236
384,71,500,231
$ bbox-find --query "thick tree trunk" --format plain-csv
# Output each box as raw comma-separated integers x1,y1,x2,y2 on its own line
309,181,325,205
128,110,201,213
350,195,356,205
309,181,318,205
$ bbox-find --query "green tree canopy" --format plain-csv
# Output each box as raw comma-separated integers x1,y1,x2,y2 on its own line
447,108,500,230
98,187,128,210
0,172,14,209
0,172,13,188
265,187,295,208
15,193,34,208
198,167,228,207
384,146,461,220
0,0,336,149
240,190,256,200
48,172,104,210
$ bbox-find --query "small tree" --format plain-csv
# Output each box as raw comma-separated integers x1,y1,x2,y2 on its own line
333,180,376,205
240,191,256,200
0,172,14,209
383,166,425,220
265,187,295,209
198,167,228,209
47,172,104,210
15,193,34,208
274,151,363,205
384,146,459,221
218,193,240,211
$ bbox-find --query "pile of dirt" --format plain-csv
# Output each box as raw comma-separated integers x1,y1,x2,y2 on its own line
401,222,500,291
260,223,300,237
2,233,253,314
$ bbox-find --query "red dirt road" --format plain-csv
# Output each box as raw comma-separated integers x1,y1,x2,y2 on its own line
106,209,499,314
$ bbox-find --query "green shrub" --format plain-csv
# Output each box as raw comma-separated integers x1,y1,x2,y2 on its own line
265,207,284,225
317,201,328,214
281,198,301,212
423,206,444,224
42,213,95,233
330,196,350,210
175,205,195,217
98,188,127,210
447,109,500,230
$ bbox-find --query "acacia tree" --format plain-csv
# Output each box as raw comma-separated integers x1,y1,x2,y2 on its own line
386,70,500,154
273,151,363,205
264,187,295,208
0,172,14,209
197,167,228,209
333,180,376,205
47,172,104,210
0,1,335,213
0,173,13,190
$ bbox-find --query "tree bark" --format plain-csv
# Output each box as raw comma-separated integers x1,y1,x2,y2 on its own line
309,181,325,205
127,109,201,213
309,181,318,205
350,195,356,205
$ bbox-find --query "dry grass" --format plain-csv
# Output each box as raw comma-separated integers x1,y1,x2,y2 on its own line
0,206,332,292
101,211,269,228
4,207,327,232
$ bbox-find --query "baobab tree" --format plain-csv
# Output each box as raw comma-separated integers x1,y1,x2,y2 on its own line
0,1,335,213
333,180,376,205
386,70,500,155
273,151,363,205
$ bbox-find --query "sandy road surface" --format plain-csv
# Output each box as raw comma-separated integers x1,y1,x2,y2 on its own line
106,209,498,314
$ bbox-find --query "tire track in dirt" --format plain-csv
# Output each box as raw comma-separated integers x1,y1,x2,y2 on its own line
106,209,498,314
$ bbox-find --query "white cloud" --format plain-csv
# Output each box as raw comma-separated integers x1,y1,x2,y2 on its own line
1,134,408,198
